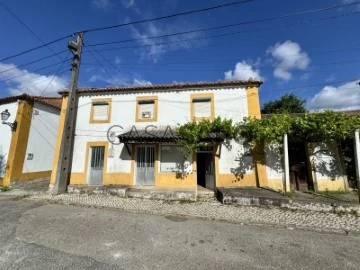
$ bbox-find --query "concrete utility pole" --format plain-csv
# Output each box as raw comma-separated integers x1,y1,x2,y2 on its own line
53,33,83,194
354,129,360,203
283,133,290,192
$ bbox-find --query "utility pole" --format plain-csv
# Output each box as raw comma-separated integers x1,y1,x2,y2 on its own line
53,32,83,194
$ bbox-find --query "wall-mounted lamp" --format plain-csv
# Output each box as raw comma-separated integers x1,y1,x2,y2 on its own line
1,109,17,132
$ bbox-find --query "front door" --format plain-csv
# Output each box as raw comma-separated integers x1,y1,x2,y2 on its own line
197,150,215,190
136,146,155,185
88,146,105,185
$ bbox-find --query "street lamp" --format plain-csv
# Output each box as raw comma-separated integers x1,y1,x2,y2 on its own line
1,109,17,132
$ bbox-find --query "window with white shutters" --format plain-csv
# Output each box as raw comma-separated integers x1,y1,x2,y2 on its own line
191,94,214,120
136,96,158,122
90,99,111,123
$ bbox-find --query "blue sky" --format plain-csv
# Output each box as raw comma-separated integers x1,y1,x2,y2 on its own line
0,0,359,110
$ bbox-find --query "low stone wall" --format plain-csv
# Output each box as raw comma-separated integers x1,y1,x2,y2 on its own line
64,185,197,202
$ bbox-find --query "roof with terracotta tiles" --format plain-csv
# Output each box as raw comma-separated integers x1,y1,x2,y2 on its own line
58,79,263,96
0,94,62,110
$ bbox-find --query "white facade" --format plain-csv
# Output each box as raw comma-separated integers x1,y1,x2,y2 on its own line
0,101,18,177
64,85,258,188
22,102,60,173
72,87,250,175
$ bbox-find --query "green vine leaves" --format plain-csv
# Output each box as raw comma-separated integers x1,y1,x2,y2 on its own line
176,111,360,156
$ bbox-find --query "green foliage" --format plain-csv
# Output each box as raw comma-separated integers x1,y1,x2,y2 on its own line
0,185,10,192
238,114,294,145
293,111,360,142
176,112,360,155
176,117,236,156
261,94,306,114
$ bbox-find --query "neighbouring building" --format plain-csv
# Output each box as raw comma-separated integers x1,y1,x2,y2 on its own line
50,80,275,192
0,94,61,186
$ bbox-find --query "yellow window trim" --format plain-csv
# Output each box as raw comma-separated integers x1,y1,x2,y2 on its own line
89,98,112,124
190,93,215,121
135,96,158,122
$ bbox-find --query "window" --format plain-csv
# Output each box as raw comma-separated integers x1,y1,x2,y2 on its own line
160,145,185,172
136,96,158,122
190,93,214,120
90,98,111,123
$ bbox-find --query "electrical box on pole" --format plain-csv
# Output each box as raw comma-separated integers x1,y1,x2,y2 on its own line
53,33,83,194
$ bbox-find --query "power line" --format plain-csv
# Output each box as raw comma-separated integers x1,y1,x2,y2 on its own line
0,58,71,84
82,42,115,78
88,9,360,47
0,1,64,61
82,0,253,33
0,50,67,75
0,34,72,63
85,13,360,54
39,52,71,96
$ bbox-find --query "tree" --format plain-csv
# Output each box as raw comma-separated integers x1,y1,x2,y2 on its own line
261,94,306,114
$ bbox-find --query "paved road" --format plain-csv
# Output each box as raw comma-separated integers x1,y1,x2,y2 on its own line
0,197,359,270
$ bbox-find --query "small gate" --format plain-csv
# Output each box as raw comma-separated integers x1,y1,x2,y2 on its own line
136,146,155,185
88,146,105,185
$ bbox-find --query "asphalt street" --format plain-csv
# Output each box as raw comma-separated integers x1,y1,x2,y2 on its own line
0,196,359,270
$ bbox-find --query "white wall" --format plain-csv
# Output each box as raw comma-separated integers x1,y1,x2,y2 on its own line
309,142,344,181
0,102,18,177
72,87,250,174
22,102,60,173
264,144,283,180
219,139,253,175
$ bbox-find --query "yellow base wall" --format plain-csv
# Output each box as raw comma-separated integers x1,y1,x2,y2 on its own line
316,179,347,191
17,171,52,181
267,179,284,191
216,173,257,187
70,173,134,186
155,173,197,188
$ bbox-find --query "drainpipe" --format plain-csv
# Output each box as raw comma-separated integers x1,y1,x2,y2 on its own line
354,129,360,203
283,133,290,192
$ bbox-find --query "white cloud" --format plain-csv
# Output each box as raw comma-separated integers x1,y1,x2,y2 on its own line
267,40,310,81
0,63,67,96
89,73,151,87
91,0,112,11
224,61,262,81
133,78,152,86
130,22,206,63
307,80,360,111
341,0,360,11
114,56,121,65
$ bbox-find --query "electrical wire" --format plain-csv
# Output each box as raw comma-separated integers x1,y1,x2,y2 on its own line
0,58,71,84
82,0,253,33
0,50,67,75
0,34,72,63
88,10,360,47
0,1,64,61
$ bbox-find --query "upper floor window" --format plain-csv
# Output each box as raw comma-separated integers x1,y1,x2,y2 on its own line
136,96,158,122
190,93,214,121
90,98,112,123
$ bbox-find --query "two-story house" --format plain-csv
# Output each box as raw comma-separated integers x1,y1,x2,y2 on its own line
50,80,275,193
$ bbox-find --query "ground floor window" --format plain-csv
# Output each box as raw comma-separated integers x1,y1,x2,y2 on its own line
160,145,185,172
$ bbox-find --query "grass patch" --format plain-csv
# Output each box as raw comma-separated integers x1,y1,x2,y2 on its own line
280,191,294,199
309,189,350,198
0,185,11,192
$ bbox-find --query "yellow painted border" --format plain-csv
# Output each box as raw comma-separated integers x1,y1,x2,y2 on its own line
84,141,109,184
246,86,261,119
190,93,215,121
135,96,158,122
89,98,112,124
2,100,33,185
50,97,68,184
